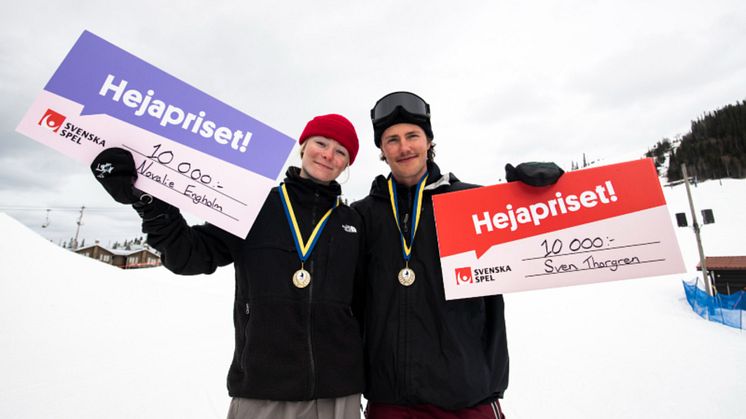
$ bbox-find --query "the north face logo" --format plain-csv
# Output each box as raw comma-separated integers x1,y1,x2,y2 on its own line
342,224,357,233
38,109,66,133
455,267,473,285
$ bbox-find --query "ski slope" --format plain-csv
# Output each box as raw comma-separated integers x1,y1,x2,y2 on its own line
1,178,745,418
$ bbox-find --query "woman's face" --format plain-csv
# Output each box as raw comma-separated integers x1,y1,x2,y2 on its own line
299,136,350,184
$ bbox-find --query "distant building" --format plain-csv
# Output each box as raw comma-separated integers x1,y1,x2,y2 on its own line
74,243,161,269
697,256,746,294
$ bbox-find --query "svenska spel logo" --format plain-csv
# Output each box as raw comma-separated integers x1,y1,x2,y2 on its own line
455,267,473,285
38,109,66,133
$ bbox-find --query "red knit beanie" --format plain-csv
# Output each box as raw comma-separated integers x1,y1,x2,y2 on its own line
299,114,359,165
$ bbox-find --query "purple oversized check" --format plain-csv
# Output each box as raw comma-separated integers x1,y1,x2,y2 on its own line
16,30,296,238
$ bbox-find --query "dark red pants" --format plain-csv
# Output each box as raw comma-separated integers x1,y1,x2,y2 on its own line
366,400,505,419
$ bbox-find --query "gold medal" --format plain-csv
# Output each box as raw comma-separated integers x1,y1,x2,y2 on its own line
388,174,428,288
398,267,415,286
279,183,339,290
293,268,311,288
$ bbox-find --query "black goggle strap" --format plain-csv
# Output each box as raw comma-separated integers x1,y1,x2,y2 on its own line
371,91,430,122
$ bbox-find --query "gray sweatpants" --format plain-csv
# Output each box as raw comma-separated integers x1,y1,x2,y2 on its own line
226,394,361,419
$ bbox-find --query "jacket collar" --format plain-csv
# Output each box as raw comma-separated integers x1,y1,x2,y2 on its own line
369,161,458,198
284,166,341,204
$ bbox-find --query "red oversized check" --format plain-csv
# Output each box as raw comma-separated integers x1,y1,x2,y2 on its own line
432,158,686,299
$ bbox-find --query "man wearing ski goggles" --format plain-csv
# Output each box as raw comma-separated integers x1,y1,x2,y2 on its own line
370,92,430,128
354,91,563,418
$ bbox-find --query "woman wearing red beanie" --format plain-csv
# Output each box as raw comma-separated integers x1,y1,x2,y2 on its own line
90,114,364,419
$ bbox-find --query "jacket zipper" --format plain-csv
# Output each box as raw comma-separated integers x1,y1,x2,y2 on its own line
306,190,320,399
240,302,250,371
307,260,316,399
401,186,413,397
401,187,412,241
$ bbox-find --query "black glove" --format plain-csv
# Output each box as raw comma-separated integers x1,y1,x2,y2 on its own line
91,147,177,222
505,162,564,186
90,147,145,204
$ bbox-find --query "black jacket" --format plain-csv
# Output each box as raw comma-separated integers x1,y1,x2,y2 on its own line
141,167,364,401
352,161,509,409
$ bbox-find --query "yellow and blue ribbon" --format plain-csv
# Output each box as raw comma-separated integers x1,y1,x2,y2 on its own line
388,173,428,262
279,183,339,263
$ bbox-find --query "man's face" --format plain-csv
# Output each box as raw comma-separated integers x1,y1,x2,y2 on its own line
380,123,430,187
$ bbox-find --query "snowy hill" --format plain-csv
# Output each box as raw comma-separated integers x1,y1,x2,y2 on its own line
1,177,745,418
0,213,235,418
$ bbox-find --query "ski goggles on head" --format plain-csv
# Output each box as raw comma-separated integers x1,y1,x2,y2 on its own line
370,91,430,124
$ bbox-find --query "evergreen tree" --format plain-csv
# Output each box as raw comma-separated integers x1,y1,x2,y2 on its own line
665,99,746,181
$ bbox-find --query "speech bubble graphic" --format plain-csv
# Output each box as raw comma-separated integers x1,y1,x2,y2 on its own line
433,159,666,259
43,30,294,180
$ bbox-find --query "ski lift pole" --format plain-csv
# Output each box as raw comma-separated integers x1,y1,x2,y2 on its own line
681,164,712,296
73,205,85,250
42,208,51,228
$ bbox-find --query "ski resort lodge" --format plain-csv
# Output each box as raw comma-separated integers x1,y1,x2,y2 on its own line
74,244,161,269
698,256,746,294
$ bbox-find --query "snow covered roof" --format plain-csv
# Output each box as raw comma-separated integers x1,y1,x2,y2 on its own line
74,244,98,252
74,243,159,257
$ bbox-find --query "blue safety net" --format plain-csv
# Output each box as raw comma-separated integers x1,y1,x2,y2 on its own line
682,280,746,329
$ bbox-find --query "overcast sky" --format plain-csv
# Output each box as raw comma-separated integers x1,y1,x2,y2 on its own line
2,0,745,245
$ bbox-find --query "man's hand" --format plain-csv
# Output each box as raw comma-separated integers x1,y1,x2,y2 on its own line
90,147,144,204
505,162,564,186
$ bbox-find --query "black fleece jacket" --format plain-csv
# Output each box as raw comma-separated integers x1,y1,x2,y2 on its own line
140,167,365,401
352,161,509,410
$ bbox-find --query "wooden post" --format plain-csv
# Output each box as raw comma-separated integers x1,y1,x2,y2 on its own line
682,164,713,296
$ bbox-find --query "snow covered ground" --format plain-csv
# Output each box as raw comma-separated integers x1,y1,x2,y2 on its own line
1,177,745,418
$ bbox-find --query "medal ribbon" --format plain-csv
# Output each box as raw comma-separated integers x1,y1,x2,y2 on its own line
279,183,339,263
388,172,428,262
